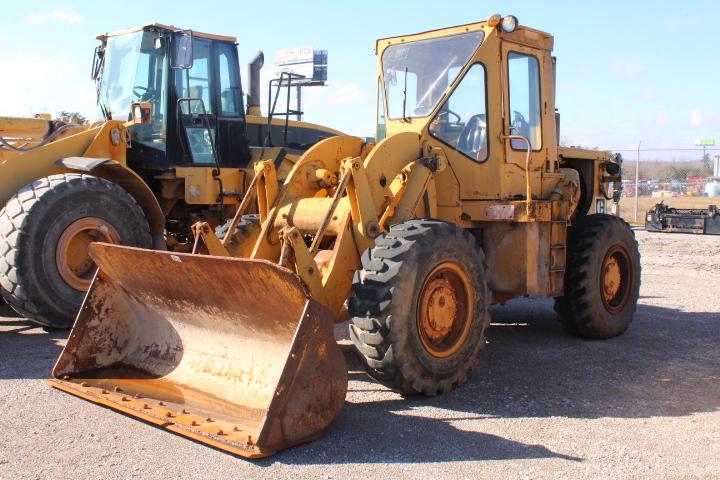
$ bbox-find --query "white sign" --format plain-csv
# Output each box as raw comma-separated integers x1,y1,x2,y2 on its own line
275,46,314,66
277,63,314,79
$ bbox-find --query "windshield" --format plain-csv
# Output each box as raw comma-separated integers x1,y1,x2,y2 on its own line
98,30,168,150
381,31,484,120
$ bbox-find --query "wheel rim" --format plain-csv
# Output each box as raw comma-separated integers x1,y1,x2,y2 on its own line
600,245,632,315
417,262,474,358
56,217,120,291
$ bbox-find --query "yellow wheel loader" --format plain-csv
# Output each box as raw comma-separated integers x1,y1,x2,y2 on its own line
50,15,639,458
0,24,341,328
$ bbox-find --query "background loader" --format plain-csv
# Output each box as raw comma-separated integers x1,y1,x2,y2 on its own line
50,15,640,458
0,24,340,328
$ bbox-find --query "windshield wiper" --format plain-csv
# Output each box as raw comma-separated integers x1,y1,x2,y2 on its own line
402,66,409,122
98,99,111,121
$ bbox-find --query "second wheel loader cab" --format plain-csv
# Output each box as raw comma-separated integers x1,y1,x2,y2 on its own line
96,26,251,170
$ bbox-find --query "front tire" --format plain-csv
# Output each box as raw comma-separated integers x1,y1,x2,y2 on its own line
349,220,489,396
0,174,151,328
554,214,641,339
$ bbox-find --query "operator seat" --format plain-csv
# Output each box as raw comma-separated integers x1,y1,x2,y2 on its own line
458,114,487,160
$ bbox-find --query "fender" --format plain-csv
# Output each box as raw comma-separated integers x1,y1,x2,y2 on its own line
55,157,166,249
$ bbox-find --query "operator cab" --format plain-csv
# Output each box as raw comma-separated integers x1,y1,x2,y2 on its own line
375,15,557,201
94,25,250,172
93,24,339,175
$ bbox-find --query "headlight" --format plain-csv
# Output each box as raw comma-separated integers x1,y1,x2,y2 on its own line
501,15,519,33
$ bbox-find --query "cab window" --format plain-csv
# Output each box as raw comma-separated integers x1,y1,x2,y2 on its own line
429,63,488,162
217,43,242,116
376,78,386,141
508,52,541,150
176,39,213,114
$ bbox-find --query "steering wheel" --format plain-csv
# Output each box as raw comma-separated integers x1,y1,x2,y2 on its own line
133,86,157,103
437,109,462,125
458,114,488,159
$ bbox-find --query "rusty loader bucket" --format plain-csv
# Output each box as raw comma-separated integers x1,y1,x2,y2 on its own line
49,243,347,458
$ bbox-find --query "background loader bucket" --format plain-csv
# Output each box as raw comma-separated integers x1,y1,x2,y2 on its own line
49,243,348,458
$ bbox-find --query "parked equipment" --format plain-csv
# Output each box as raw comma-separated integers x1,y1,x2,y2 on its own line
50,16,640,458
0,24,340,327
645,202,720,235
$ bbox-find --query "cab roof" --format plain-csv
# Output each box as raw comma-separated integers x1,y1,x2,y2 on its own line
375,18,553,54
96,23,236,43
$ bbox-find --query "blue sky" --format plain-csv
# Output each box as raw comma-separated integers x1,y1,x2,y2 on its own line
1,0,718,159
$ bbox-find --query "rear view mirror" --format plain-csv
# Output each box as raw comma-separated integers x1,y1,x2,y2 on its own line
172,31,193,69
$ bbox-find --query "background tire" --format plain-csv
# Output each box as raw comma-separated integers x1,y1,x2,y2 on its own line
349,220,489,396
0,174,151,328
554,214,641,339
214,213,260,238
214,214,261,256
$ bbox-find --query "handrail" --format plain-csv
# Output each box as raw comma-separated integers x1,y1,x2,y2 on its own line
501,133,533,219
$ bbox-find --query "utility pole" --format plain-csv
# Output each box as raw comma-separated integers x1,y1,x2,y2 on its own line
634,141,641,223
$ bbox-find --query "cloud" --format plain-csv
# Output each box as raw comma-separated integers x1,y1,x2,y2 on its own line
609,61,645,79
0,55,96,119
328,83,372,106
690,107,704,127
28,10,84,25
655,111,669,126
639,87,659,101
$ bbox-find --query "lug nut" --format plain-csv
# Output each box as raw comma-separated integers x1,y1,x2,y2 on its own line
80,382,90,387
216,429,224,436
191,420,199,427
114,386,122,392
206,417,213,422
182,409,189,415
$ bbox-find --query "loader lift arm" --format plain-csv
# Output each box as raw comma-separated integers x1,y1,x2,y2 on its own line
49,132,440,458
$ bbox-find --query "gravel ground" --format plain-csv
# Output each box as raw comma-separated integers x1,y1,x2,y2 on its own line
1,229,719,479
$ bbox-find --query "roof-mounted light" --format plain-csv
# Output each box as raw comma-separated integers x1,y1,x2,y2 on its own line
487,14,502,27
501,15,519,33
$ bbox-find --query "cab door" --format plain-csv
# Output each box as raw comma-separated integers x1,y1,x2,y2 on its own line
214,42,249,167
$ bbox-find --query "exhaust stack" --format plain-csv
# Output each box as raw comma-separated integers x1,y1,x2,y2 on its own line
246,51,264,116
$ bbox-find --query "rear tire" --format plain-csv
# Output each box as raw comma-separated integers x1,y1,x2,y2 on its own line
0,174,151,328
554,214,641,339
349,220,489,396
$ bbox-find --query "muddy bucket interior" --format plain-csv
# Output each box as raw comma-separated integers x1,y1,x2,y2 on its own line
49,244,347,458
